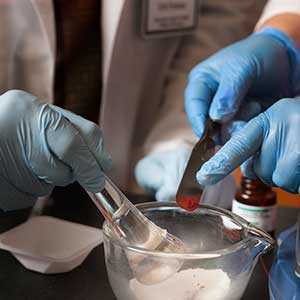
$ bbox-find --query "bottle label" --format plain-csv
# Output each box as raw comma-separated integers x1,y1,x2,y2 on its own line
232,199,277,232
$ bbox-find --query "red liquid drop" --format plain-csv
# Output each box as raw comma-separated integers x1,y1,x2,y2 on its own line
176,193,202,211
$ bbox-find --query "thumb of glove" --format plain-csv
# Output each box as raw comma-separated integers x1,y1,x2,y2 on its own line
209,70,254,122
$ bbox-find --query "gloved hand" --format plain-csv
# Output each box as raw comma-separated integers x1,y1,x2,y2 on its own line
135,146,236,208
135,147,191,202
197,98,300,194
0,90,112,211
185,27,300,139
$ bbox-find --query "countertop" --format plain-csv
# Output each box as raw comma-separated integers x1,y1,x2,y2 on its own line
0,184,299,300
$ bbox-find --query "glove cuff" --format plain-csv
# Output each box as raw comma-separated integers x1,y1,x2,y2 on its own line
254,27,300,96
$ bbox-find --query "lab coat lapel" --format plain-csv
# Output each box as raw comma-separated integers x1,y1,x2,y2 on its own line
30,0,56,102
101,0,180,189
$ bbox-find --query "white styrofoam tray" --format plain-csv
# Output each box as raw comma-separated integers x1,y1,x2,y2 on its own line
0,216,103,274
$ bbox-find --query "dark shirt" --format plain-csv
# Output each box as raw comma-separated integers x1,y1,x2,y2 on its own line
53,0,101,123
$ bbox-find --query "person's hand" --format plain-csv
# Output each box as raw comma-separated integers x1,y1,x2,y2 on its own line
197,98,300,194
135,147,191,201
0,90,112,211
185,27,300,139
135,146,237,207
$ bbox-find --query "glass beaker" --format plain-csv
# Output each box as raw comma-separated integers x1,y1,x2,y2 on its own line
103,202,274,300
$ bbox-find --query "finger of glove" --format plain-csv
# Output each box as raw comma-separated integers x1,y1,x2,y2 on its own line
43,107,105,192
230,120,257,179
197,115,265,185
223,100,262,145
272,154,300,193
155,185,177,202
135,156,164,192
234,100,263,121
49,105,112,172
252,137,277,186
20,103,76,188
185,77,217,138
0,93,74,190
156,167,183,202
209,70,254,122
240,156,257,178
224,101,262,142
222,120,247,144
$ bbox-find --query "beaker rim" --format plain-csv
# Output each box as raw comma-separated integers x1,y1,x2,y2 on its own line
102,202,273,260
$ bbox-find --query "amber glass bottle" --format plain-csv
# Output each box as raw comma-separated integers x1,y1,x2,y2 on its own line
232,177,277,236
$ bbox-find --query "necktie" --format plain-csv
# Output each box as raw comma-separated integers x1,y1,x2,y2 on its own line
53,0,101,123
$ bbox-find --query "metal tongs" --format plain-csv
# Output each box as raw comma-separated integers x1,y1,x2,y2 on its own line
176,119,219,211
87,176,185,285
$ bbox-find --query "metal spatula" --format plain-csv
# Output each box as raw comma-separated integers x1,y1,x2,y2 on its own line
176,120,218,211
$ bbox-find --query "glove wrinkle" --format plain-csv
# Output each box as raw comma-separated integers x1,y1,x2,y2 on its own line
0,90,112,209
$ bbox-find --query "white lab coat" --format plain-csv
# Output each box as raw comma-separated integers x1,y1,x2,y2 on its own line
0,0,266,191
256,0,300,28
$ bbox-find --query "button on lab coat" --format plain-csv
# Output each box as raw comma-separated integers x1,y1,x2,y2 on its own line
0,0,266,191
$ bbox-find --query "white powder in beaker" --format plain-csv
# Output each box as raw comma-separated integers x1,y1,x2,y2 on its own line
130,268,231,300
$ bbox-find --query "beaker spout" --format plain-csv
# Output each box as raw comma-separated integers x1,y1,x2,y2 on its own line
248,223,275,256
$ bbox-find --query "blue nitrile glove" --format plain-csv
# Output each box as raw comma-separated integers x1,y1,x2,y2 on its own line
185,27,300,138
135,146,236,208
135,147,191,202
197,98,300,194
0,90,112,211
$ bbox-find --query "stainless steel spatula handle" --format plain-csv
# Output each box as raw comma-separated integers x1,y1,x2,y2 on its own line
176,119,218,211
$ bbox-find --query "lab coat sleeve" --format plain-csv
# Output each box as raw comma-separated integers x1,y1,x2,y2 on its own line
256,0,300,29
142,46,198,155
143,104,197,155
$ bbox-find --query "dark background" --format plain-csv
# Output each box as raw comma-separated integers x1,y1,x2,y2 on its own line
0,184,297,300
